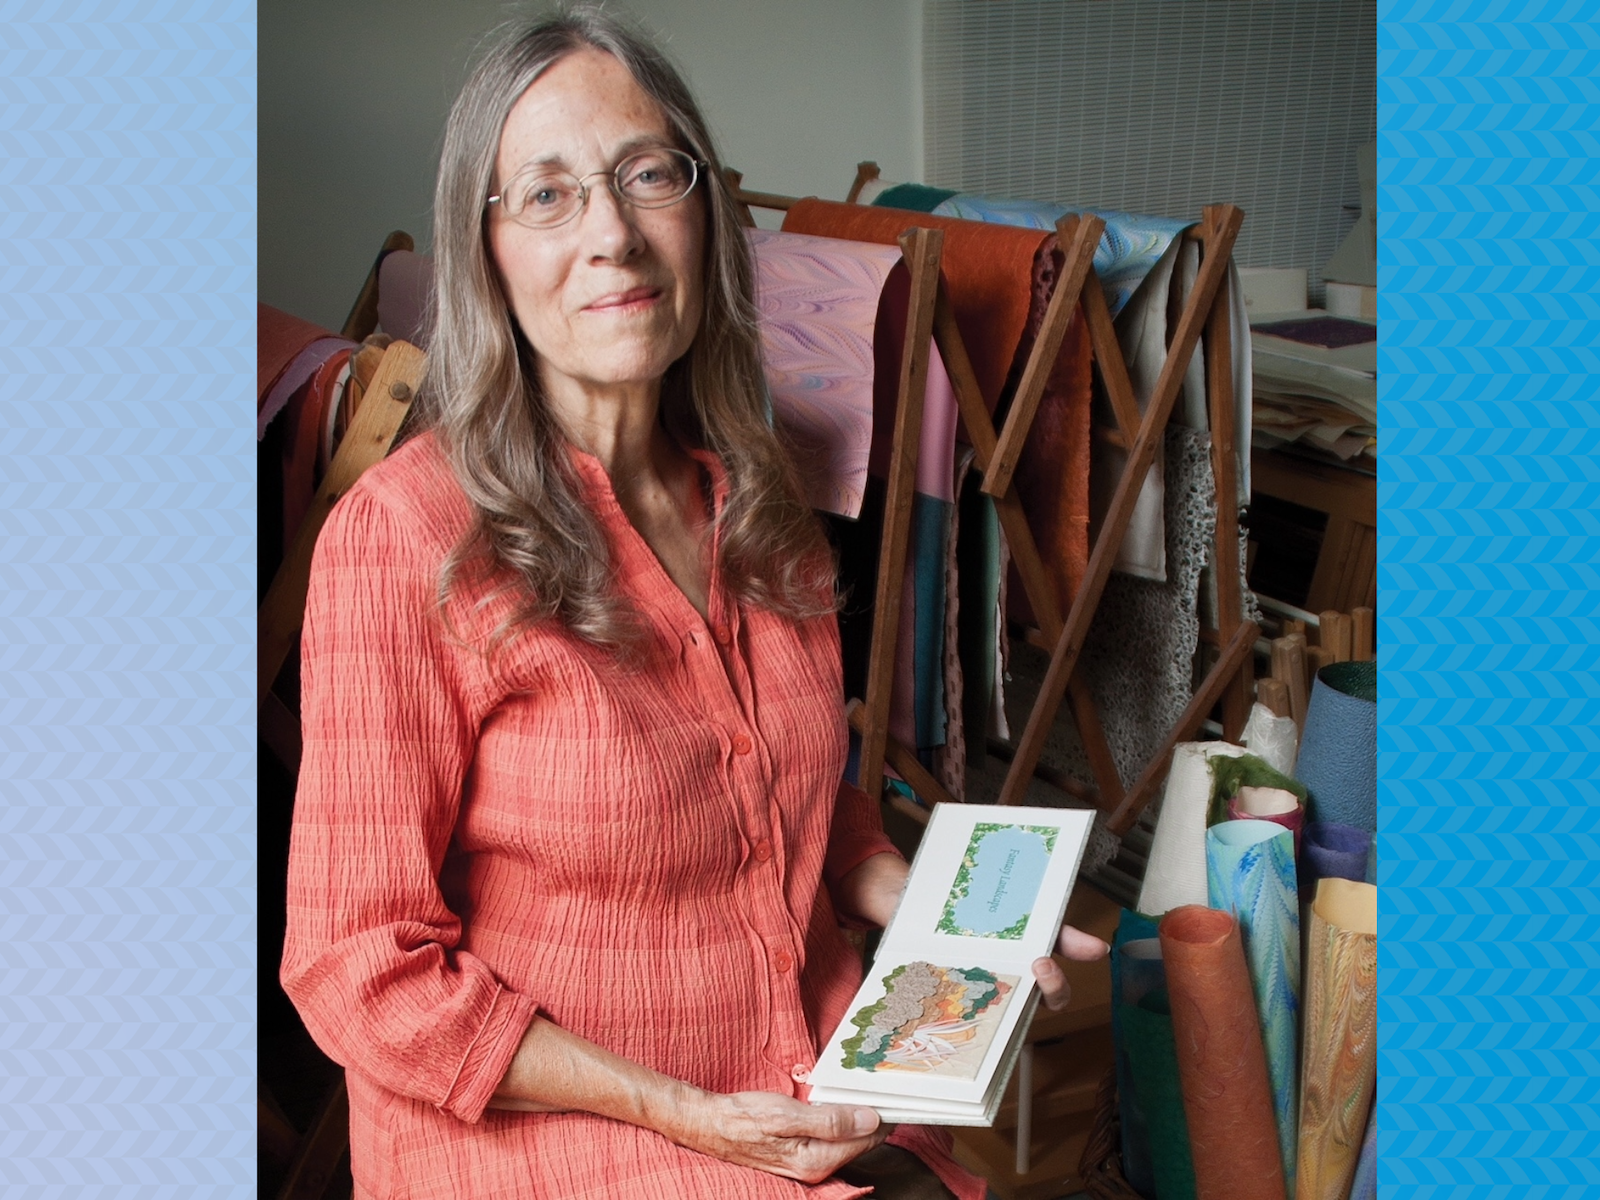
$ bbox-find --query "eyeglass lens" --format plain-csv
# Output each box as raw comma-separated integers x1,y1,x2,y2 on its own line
496,149,698,227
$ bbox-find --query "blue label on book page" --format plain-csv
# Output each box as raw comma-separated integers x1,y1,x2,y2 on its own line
937,823,1058,938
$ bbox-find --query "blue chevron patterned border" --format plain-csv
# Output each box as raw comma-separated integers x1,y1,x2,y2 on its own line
1,0,1597,1195
1381,1,1600,1196
0,0,255,1193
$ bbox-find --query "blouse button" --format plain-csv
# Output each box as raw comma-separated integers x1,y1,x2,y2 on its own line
713,623,732,645
732,734,754,756
754,839,773,862
772,949,793,973
791,1063,811,1082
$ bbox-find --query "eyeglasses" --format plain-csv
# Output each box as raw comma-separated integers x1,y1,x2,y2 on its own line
487,147,704,230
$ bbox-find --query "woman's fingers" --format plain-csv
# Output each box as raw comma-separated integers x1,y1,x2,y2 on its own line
1032,954,1072,1011
1031,924,1111,1011
1056,922,1111,962
697,1092,889,1183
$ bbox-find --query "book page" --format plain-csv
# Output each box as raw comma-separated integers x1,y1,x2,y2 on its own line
883,805,1093,962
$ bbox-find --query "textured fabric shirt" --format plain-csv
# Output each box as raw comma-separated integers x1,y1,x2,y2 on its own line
281,433,984,1200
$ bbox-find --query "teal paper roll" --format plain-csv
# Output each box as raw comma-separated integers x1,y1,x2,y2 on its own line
1295,662,1377,832
1206,820,1301,1196
1112,912,1162,1198
1122,990,1197,1200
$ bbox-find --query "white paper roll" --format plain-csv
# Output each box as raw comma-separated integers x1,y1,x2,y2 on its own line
1136,741,1248,915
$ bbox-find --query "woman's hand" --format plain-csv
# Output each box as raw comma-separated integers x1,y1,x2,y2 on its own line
666,1089,889,1184
1032,923,1111,1012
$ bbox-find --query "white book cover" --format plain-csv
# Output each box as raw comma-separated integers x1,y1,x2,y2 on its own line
807,804,1094,1125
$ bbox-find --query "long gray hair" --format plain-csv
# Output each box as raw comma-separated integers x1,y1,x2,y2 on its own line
420,4,829,649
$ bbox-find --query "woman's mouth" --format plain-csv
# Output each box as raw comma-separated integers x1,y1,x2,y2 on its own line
585,287,662,314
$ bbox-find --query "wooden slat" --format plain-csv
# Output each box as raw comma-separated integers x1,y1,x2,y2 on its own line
1065,673,1126,814
854,228,943,793
998,205,1245,808
1107,618,1259,836
258,340,425,709
846,161,881,204
982,212,1104,499
1080,272,1142,446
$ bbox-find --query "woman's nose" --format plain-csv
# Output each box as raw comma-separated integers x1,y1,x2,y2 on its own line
578,182,644,262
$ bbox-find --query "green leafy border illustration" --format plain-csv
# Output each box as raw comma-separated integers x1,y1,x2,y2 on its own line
840,963,1004,1071
935,823,1059,939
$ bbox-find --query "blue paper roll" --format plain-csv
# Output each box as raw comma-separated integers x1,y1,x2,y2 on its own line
1295,662,1377,832
1112,913,1161,1199
1346,1100,1376,1200
1206,820,1301,1195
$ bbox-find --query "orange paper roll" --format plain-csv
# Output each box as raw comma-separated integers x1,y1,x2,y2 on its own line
1295,877,1378,1200
1159,905,1287,1200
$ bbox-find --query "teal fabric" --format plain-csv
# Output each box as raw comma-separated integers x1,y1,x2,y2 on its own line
872,182,957,213
1113,911,1162,1198
911,493,951,751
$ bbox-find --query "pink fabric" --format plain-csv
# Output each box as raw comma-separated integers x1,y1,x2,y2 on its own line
281,433,982,1200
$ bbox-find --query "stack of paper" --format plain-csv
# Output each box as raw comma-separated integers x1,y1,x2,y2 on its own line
807,804,1094,1125
1249,311,1377,460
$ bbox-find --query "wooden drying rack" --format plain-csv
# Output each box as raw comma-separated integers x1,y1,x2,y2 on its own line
730,166,1258,837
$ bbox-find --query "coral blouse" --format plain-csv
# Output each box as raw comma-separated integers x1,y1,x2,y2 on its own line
281,434,983,1200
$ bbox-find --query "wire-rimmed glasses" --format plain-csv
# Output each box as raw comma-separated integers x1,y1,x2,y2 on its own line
487,147,704,230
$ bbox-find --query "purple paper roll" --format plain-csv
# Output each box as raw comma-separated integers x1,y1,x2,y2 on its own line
1300,821,1370,903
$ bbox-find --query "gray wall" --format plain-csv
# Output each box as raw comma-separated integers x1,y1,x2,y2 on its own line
261,0,922,331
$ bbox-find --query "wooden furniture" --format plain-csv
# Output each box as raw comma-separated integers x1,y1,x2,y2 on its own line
732,174,1259,840
260,228,426,1200
1250,446,1376,615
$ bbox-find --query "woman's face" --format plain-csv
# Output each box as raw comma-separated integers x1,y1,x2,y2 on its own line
488,48,706,412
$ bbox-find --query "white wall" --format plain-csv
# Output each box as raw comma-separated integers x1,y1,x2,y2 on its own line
260,0,921,331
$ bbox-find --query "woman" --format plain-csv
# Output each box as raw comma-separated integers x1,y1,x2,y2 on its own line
281,9,1105,1198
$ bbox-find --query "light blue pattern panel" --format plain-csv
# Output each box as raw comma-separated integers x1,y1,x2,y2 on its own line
1207,820,1301,1195
931,193,1191,318
1383,2,1600,1196
0,1,254,1195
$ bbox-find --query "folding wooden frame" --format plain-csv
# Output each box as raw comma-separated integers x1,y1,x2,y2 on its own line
731,172,1258,837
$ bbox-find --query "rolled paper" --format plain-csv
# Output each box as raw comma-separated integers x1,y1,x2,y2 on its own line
1206,822,1301,1196
1206,752,1307,828
1122,989,1197,1200
1294,662,1377,832
1296,878,1378,1200
1364,833,1377,885
1159,905,1287,1200
1115,938,1165,1199
1230,784,1306,857
1345,1101,1376,1200
1300,822,1371,904
1138,741,1249,916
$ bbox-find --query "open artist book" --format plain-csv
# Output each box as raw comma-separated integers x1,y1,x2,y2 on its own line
807,804,1094,1126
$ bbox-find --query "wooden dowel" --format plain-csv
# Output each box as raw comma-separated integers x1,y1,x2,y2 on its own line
1320,610,1352,662
1352,606,1374,662
1307,643,1330,683
1257,677,1291,719
1282,634,1309,731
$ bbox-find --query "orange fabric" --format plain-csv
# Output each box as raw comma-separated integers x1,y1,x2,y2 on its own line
281,433,982,1200
781,198,1051,409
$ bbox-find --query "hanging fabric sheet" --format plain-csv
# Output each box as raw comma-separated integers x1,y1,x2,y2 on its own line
863,178,1253,582
782,197,1093,621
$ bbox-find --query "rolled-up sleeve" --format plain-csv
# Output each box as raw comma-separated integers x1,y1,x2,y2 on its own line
279,485,537,1124
821,778,900,891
